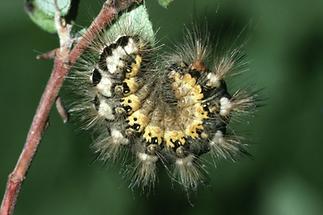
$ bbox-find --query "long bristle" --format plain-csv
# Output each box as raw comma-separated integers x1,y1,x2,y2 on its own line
209,130,247,160
93,128,130,162
129,152,159,190
173,154,205,190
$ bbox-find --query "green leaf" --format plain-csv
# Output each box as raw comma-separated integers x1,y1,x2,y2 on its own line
158,0,174,8
34,0,71,16
106,5,155,44
25,0,71,33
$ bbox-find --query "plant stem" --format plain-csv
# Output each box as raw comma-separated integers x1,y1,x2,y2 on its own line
0,1,141,215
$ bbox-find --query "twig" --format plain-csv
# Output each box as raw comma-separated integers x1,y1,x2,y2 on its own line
55,96,69,123
0,1,142,215
36,49,57,60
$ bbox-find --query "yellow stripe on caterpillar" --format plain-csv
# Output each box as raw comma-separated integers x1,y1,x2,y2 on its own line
193,103,208,119
126,55,142,78
123,77,139,95
128,110,150,132
184,119,204,139
143,125,164,144
121,94,141,113
164,130,186,148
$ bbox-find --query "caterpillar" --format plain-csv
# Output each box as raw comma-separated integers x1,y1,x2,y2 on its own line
66,5,257,190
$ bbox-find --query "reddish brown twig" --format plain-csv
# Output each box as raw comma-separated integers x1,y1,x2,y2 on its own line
36,48,58,60
0,1,142,215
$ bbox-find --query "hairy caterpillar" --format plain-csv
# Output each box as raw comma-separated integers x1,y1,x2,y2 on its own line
66,5,257,190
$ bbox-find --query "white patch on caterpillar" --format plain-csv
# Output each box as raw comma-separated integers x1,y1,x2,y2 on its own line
210,130,225,146
219,97,232,116
124,38,138,54
105,38,139,74
106,46,126,74
96,73,113,97
111,128,129,145
97,99,114,120
206,72,221,88
138,152,158,162
219,90,255,117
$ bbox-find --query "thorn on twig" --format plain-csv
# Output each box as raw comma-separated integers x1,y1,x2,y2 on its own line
45,118,50,130
55,97,69,123
36,49,58,60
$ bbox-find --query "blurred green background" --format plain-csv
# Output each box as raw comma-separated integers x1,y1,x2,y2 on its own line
1,0,323,214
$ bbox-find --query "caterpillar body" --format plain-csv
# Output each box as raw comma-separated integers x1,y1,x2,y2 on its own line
67,5,257,190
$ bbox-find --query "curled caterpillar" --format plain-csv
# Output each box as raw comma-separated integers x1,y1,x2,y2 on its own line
66,5,257,190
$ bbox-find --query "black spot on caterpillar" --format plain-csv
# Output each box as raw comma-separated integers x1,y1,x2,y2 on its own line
65,5,258,191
